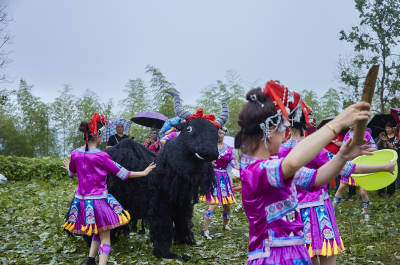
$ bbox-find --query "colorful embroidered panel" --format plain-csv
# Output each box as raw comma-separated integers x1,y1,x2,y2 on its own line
113,161,130,181
259,159,284,188
294,166,316,191
265,186,298,223
84,200,96,225
315,205,335,240
67,198,80,223
301,208,312,244
106,194,123,215
340,162,355,178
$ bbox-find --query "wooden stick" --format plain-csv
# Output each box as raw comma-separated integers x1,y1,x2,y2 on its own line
353,65,380,145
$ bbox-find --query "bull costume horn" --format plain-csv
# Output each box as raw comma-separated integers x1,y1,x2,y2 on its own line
215,97,229,127
166,91,192,119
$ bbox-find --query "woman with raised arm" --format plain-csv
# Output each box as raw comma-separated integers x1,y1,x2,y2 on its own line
237,81,371,265
278,107,394,265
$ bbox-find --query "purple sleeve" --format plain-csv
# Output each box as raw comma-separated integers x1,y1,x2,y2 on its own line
100,153,130,181
258,158,288,188
339,162,356,178
68,151,76,178
294,166,317,191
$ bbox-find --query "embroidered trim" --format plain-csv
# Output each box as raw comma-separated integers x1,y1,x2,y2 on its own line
259,158,284,188
301,208,312,244
340,162,356,178
76,147,102,154
316,205,335,240
67,198,80,223
265,186,298,223
247,235,305,261
294,166,316,191
240,153,259,169
218,144,229,158
84,200,96,225
282,139,301,149
113,161,130,181
214,168,228,173
75,190,108,200
106,194,123,215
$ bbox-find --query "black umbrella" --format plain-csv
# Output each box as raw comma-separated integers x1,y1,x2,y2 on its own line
131,111,168,129
367,114,396,139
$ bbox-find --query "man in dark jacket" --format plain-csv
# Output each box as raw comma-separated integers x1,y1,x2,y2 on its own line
106,123,129,148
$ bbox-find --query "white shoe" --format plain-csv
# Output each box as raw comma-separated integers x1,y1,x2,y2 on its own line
202,230,212,240
223,225,232,231
364,214,370,221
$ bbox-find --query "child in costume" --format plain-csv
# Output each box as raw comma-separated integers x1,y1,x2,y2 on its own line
237,81,372,265
279,112,394,265
201,126,239,239
333,127,377,221
62,113,156,265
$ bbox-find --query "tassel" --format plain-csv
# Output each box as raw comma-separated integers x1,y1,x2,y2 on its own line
118,214,123,224
340,237,345,251
333,238,339,255
81,225,88,232
308,244,313,258
66,223,73,230
87,224,93,236
321,239,327,255
69,223,75,232
124,210,131,221
120,213,128,224
327,240,332,256
94,224,98,234
210,196,215,204
63,222,69,228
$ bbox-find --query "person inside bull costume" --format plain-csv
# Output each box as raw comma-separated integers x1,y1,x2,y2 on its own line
105,91,229,259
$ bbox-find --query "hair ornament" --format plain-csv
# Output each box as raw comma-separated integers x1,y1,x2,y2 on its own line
249,94,264,108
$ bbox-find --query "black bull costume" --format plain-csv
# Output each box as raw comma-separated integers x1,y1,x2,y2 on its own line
106,92,229,258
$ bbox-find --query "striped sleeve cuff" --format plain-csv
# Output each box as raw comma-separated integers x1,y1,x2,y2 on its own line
116,168,130,181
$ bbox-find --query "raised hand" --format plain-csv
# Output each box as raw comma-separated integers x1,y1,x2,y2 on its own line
62,157,70,171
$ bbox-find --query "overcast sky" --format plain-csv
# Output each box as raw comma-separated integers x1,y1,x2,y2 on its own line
4,0,359,109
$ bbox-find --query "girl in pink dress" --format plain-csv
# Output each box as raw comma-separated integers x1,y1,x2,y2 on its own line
63,113,156,265
201,127,239,239
237,81,372,265
333,127,377,221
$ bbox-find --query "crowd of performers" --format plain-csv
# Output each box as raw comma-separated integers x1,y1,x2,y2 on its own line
62,81,396,265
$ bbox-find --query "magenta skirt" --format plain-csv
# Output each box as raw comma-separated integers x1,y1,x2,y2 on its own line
301,199,345,258
200,169,236,205
248,245,311,265
63,194,130,235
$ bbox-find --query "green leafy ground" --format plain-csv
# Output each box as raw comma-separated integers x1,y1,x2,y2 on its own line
0,178,400,264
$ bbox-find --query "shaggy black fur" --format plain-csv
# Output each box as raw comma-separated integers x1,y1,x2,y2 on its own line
106,118,218,259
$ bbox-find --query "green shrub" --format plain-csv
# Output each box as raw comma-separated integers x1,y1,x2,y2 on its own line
0,155,67,181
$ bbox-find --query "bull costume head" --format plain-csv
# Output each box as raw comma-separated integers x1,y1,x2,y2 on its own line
167,91,229,162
